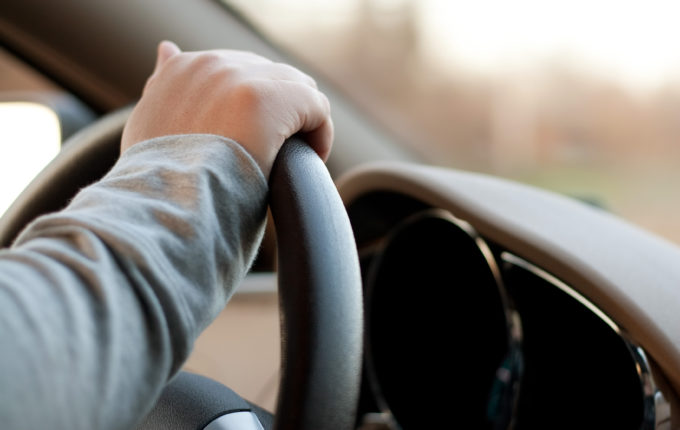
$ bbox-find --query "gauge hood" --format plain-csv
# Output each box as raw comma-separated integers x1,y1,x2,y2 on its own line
338,161,680,395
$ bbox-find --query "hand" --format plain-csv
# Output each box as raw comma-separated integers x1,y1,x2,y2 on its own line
121,41,333,177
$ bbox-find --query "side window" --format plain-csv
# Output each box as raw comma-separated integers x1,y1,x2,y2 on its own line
0,48,91,216
0,102,60,215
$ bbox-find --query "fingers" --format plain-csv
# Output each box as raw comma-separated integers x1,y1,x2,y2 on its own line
271,63,318,89
295,86,333,161
240,61,325,157
209,60,318,90
302,117,334,162
127,45,334,174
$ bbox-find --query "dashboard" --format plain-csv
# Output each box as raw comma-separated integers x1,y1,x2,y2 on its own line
338,168,678,429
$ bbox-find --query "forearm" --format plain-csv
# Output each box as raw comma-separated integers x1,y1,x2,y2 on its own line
0,134,267,429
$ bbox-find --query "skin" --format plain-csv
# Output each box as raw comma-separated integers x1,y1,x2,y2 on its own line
121,41,334,177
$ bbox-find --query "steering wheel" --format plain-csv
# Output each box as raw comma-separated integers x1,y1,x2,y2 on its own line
0,107,364,430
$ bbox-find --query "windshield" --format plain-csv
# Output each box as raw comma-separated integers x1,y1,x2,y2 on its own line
225,0,680,245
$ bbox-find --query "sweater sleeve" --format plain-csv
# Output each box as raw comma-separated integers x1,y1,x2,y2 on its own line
0,134,268,430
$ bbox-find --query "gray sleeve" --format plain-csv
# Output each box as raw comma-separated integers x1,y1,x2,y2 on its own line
0,134,268,430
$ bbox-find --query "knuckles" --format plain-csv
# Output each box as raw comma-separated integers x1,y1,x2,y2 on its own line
129,48,331,162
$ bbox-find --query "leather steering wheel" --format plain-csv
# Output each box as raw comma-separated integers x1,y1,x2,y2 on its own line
0,107,364,430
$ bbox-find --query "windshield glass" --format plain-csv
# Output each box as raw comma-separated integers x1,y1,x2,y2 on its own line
226,0,680,245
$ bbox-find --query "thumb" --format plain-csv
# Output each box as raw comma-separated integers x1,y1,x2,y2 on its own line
153,40,181,72
143,40,181,93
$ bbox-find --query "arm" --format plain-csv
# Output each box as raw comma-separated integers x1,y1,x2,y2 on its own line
0,135,266,429
0,42,332,430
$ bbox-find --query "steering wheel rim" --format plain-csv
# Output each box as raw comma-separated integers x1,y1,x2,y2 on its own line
0,108,364,430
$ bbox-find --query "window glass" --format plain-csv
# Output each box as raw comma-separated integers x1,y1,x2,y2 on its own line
0,102,60,215
0,48,62,217
225,0,680,244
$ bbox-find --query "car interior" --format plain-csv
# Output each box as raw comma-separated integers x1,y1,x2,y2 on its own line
1,1,680,429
